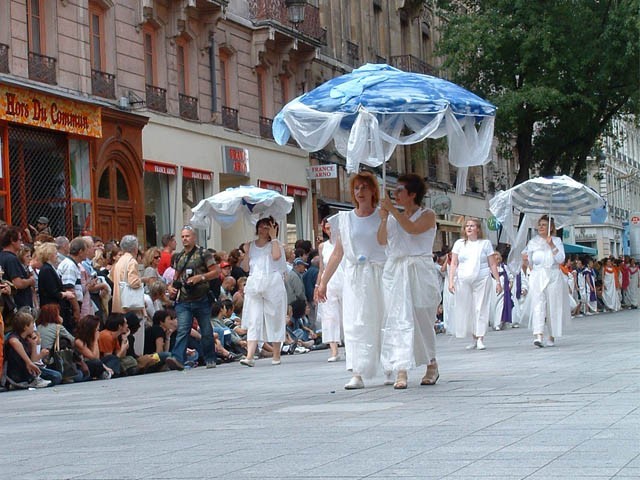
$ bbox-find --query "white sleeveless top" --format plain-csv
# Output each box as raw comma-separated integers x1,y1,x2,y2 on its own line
386,207,436,258
248,241,286,275
345,209,386,264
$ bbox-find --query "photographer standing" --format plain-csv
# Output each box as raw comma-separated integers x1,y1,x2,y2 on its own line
169,226,219,368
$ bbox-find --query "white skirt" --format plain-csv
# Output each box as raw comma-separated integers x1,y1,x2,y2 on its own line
342,261,384,378
242,272,287,343
380,255,441,372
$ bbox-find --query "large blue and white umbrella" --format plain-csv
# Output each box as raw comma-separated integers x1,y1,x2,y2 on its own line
489,175,606,272
190,185,293,230
273,63,497,192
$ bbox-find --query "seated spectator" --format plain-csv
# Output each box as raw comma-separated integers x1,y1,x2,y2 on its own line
98,313,137,376
210,301,244,359
73,315,113,380
232,276,247,305
143,309,183,371
219,275,236,301
3,310,53,388
36,303,84,383
288,298,317,346
144,279,170,322
124,312,164,372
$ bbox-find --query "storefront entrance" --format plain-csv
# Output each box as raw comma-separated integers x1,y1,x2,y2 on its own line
96,155,136,242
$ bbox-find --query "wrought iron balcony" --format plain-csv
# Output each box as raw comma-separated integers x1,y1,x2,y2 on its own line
28,51,57,84
390,54,435,75
221,106,239,130
179,94,199,120
346,40,359,67
145,84,167,113
0,43,8,73
91,69,116,99
259,116,274,139
249,0,326,44
375,55,387,64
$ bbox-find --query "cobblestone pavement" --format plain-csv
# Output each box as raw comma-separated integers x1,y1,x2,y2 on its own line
1,308,638,480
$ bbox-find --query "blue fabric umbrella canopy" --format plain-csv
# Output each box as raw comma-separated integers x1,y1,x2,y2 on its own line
273,64,497,193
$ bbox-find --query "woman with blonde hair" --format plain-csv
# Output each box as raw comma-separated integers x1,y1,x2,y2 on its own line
317,171,386,390
141,246,163,289
448,218,501,350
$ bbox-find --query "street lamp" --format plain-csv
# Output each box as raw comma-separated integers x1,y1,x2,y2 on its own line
285,0,307,28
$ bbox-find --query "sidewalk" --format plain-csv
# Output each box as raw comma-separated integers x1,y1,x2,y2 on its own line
1,309,638,480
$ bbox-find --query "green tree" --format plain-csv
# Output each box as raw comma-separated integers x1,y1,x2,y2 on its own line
435,0,640,185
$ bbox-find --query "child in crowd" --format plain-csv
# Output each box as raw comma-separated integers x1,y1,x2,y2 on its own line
4,310,53,388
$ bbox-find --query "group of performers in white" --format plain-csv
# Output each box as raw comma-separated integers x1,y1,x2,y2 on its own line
238,171,639,389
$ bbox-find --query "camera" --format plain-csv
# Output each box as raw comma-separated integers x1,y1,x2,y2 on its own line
172,281,183,290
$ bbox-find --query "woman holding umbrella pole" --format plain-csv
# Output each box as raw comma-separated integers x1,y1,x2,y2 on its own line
448,218,502,350
317,171,386,390
377,174,441,389
239,216,287,367
524,215,570,347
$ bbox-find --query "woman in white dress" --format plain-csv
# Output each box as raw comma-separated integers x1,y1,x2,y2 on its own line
448,218,501,350
317,172,386,390
525,215,570,347
377,174,441,389
601,258,621,312
315,218,343,362
239,216,287,367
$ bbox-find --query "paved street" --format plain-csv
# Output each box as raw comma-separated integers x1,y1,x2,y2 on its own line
2,309,638,480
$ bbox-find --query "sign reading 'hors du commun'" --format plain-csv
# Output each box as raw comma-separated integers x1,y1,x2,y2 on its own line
0,84,102,138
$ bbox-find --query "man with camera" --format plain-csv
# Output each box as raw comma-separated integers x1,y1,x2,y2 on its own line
168,226,219,368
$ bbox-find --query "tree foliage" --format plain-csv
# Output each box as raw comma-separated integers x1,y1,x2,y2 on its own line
435,0,640,185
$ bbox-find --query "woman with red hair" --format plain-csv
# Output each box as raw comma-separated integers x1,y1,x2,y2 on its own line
317,171,386,390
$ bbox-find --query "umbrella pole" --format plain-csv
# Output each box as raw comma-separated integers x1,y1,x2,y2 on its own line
382,162,386,198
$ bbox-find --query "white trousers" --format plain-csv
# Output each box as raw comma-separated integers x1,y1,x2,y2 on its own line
454,275,492,338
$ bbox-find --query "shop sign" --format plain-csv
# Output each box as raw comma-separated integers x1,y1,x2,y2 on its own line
183,167,212,181
307,164,337,179
286,185,308,197
144,161,177,176
222,145,250,177
258,180,284,194
0,84,102,137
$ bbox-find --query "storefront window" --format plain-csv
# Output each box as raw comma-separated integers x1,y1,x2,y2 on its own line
72,202,91,238
144,164,175,248
69,139,93,237
182,168,212,248
70,139,91,200
8,126,68,237
286,185,308,243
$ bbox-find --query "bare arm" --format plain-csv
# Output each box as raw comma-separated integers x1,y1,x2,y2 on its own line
488,254,503,294
448,252,459,293
8,336,40,376
317,239,344,302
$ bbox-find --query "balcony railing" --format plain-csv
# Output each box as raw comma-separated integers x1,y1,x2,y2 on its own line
0,43,9,73
145,84,167,113
346,40,359,67
28,51,57,84
375,55,387,64
249,0,326,43
179,94,199,120
259,116,274,139
221,106,239,130
91,69,116,99
390,54,435,75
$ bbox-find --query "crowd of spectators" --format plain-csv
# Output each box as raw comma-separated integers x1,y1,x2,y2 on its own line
0,222,327,391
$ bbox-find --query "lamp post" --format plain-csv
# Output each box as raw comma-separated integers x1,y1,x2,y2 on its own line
285,0,307,28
